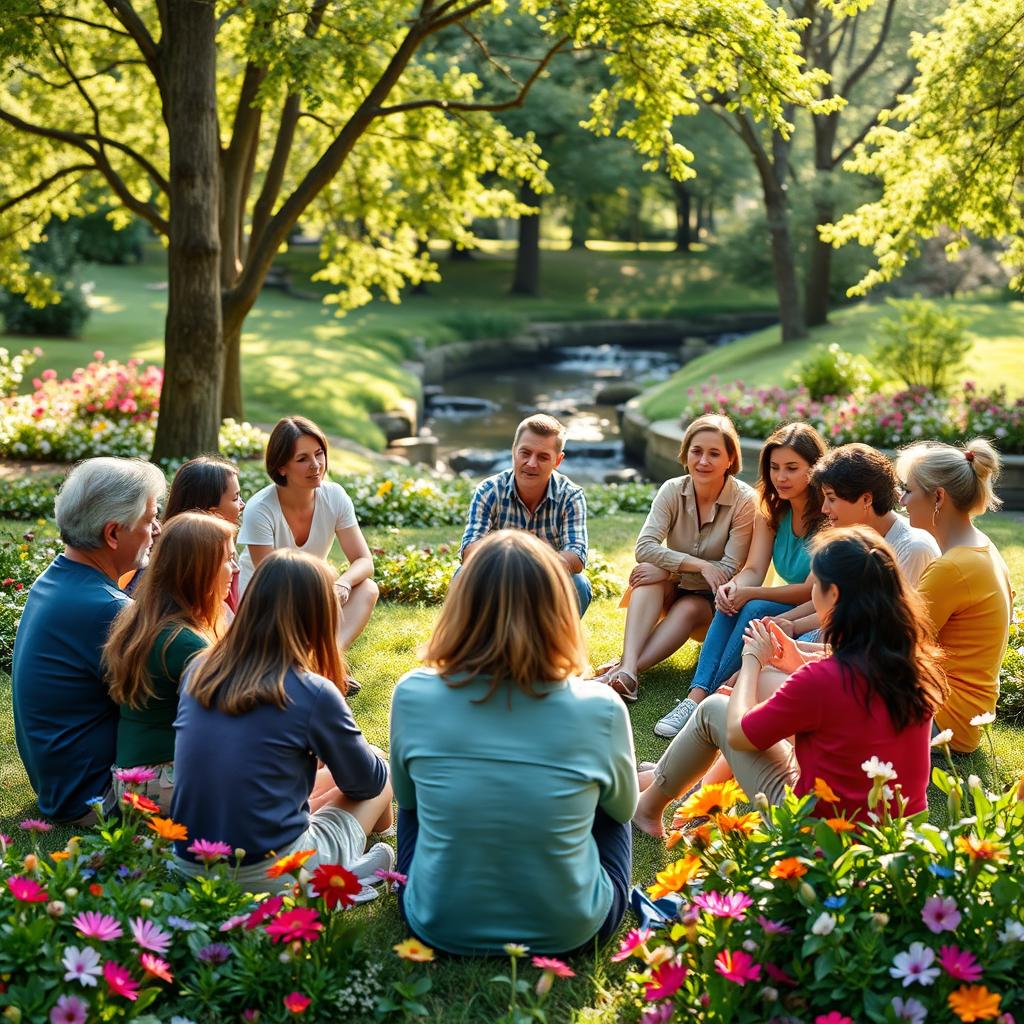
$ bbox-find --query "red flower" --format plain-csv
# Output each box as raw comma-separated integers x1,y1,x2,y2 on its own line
264,907,323,944
7,876,48,903
283,992,311,1015
88,883,104,897
531,956,575,978
121,791,160,815
311,863,361,909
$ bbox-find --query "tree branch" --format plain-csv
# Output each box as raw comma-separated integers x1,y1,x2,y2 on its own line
36,12,131,38
841,0,898,97
0,163,94,216
100,0,162,85
833,70,913,167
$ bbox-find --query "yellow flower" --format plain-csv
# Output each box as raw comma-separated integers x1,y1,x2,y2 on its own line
769,857,808,880
266,848,316,878
673,780,746,823
955,835,1008,862
647,855,701,899
394,938,435,962
948,984,1001,1022
812,777,840,804
713,811,761,836
376,480,394,497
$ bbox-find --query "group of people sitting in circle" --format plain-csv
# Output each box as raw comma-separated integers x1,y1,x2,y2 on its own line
10,406,1015,957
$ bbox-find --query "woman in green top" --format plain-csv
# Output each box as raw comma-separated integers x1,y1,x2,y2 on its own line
104,512,237,811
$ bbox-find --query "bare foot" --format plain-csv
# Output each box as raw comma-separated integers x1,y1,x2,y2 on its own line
631,807,666,838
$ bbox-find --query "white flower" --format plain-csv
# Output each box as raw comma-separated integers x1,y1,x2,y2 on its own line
889,942,939,987
62,945,102,987
891,995,928,1024
969,711,996,727
811,912,836,936
997,919,1024,944
967,774,982,791
930,729,954,747
861,756,898,783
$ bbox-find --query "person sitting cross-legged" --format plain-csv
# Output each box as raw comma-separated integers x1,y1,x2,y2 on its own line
12,457,166,824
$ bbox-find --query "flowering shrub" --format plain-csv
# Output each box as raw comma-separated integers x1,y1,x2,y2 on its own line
0,352,267,461
0,782,378,1022
617,744,1024,1022
0,523,59,671
0,344,40,397
790,343,880,401
678,378,1024,453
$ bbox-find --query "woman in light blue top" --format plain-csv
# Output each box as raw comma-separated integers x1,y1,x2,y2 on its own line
389,530,638,956
654,422,827,739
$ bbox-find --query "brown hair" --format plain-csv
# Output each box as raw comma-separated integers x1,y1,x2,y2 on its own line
265,416,329,486
896,438,1002,517
104,513,235,709
810,443,899,515
757,422,828,534
811,525,947,731
424,531,588,701
164,455,238,521
512,414,566,453
677,414,742,476
187,549,348,714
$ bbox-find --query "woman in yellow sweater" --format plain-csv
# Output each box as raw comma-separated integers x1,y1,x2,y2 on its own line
896,438,1013,753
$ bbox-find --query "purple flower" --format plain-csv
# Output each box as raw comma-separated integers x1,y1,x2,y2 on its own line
891,996,927,1024
197,943,233,964
130,917,172,953
921,895,960,934
758,915,792,935
49,995,88,1024
167,915,198,931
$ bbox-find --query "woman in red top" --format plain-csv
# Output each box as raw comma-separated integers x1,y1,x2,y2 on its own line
634,525,947,830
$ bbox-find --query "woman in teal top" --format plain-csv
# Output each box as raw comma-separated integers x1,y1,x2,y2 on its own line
654,422,827,740
389,530,638,956
103,513,237,810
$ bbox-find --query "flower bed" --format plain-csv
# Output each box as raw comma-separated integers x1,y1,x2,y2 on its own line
678,379,1024,453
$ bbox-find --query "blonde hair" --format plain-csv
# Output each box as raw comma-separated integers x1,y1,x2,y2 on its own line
896,438,1001,517
425,531,588,700
678,414,742,476
187,549,348,714
105,513,234,709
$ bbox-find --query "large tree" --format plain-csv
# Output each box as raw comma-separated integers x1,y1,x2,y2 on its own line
2,0,832,459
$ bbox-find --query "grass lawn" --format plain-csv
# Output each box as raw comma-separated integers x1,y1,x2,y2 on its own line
2,507,1023,1021
639,294,1024,421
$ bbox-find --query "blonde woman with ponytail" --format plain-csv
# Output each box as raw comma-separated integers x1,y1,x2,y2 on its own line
896,438,1014,753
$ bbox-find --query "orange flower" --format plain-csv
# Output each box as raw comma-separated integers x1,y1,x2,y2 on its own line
647,855,701,899
824,818,857,834
674,780,746,823
713,811,761,836
394,938,435,962
50,851,70,862
812,777,840,803
665,830,685,850
948,984,1002,1022
955,836,1008,862
769,857,808,880
266,849,316,878
147,817,188,841
122,791,160,815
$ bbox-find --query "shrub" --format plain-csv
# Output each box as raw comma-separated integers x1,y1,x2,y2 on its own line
871,296,972,394
790,342,880,401
0,524,59,671
998,607,1024,727
72,209,146,265
0,344,40,397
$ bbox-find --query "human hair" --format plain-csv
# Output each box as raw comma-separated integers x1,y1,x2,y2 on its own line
265,416,329,486
677,414,742,476
164,456,239,521
55,457,167,550
104,513,235,710
756,422,828,534
810,443,898,515
895,438,1002,517
812,525,947,732
424,531,588,701
187,549,348,714
512,414,566,454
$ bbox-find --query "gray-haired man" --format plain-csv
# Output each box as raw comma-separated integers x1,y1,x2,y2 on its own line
13,457,166,824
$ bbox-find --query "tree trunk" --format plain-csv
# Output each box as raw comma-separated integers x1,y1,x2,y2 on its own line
805,194,834,328
449,240,474,261
672,181,692,252
706,198,715,235
153,0,224,460
695,195,705,238
764,181,806,342
569,200,590,250
220,317,244,421
511,183,541,296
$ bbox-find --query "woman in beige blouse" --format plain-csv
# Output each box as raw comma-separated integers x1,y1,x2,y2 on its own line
598,414,757,702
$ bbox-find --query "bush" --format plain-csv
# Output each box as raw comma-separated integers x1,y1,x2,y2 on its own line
790,342,880,401
871,296,972,394
0,344,40,397
72,209,146,265
998,607,1024,727
0,524,60,671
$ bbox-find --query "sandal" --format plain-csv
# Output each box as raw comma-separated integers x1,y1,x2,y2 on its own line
606,668,640,704
588,658,621,683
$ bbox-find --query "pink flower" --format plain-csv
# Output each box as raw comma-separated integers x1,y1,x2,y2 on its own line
641,1005,674,1024
644,961,688,1001
72,911,123,942
938,944,982,982
93,351,105,360
283,992,311,1015
7,876,49,903
113,766,158,786
187,838,233,865
49,995,88,1024
219,914,249,932
714,948,762,986
611,928,654,963
765,962,797,987
264,908,324,944
245,894,283,930
692,890,753,919
130,917,171,953
531,956,575,978
103,961,139,1001
758,915,792,935
374,868,408,888
19,818,53,833
139,953,173,983
41,368,57,381
815,1015,853,1024
922,895,961,934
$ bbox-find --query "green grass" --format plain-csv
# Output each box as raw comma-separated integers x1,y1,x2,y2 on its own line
1,509,1023,1020
639,294,1024,421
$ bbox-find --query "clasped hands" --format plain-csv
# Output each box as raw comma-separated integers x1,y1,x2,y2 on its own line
742,618,820,675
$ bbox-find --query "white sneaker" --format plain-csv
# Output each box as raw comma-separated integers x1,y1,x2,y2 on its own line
349,841,396,885
654,698,699,739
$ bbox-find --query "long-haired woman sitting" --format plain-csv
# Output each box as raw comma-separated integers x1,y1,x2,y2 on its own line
171,550,392,889
390,530,638,956
634,525,947,833
105,512,237,810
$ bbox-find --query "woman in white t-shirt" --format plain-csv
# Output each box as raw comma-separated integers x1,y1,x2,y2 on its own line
238,416,378,652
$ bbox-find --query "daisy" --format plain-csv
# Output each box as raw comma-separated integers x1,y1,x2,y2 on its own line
49,995,88,1024
891,996,928,1024
922,895,961,934
938,945,982,983
140,953,173,983
611,928,654,963
130,917,172,954
264,907,323,944
310,863,361,909
714,949,761,986
692,890,752,920
7,876,48,903
62,946,102,987
103,961,139,1001
643,961,687,1001
72,911,123,942
186,838,233,865
889,942,940,987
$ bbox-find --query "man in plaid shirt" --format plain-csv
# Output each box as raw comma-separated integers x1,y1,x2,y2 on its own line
459,414,591,615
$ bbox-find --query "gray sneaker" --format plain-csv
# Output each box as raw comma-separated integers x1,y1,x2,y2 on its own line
654,697,699,739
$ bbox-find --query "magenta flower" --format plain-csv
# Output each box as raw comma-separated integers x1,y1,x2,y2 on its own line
692,890,753,920
938,944,982,982
921,895,961,934
374,868,408,888
49,995,88,1024
531,956,575,977
815,1015,853,1024
611,928,654,963
714,948,762,986
765,962,797,987
72,911,123,942
113,766,158,786
103,961,139,1001
129,917,171,954
186,838,233,865
245,894,283,930
758,915,793,935
7,876,49,903
18,818,53,833
265,907,324,944
641,1005,674,1024
644,961,688,1001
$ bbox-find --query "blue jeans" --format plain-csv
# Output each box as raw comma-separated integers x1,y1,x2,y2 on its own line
396,805,630,955
451,565,592,618
690,599,794,695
